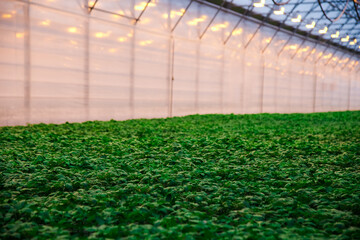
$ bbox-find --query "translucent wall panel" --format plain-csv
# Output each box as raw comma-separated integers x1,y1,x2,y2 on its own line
0,0,359,126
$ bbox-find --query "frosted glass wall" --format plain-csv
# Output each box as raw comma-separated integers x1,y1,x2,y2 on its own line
0,0,359,126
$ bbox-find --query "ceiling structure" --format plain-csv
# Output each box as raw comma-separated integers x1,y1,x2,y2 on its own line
87,0,359,56
210,0,360,54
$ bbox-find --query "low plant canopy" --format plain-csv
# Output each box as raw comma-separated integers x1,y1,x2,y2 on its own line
1,112,359,239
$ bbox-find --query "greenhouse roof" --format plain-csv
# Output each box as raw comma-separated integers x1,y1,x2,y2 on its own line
207,0,360,54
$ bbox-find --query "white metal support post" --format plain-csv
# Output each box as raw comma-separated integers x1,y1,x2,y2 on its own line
84,0,90,119
24,1,31,123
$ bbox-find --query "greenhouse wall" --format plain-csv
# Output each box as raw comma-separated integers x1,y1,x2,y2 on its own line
0,0,359,126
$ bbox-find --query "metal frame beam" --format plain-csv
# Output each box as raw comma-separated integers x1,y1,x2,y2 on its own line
223,4,254,45
135,0,152,24
199,0,227,39
277,2,319,57
171,0,194,33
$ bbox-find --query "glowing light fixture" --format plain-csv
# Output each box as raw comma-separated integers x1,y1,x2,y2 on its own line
2,13,12,18
139,40,153,46
253,0,265,8
162,8,185,19
67,27,78,33
291,14,301,23
117,37,126,42
232,28,243,36
274,6,285,15
349,39,357,45
187,15,207,26
95,31,111,38
135,1,156,11
88,0,96,8
323,54,332,59
318,26,328,34
40,20,51,26
301,46,309,52
331,31,339,38
341,35,349,42
264,37,272,43
16,32,24,38
211,22,229,32
305,21,315,29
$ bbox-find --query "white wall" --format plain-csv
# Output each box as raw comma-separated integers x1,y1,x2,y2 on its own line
0,0,359,126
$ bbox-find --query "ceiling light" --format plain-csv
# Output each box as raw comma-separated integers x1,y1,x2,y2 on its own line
305,21,315,29
318,26,328,34
253,0,265,8
341,35,349,42
291,13,301,23
331,31,339,38
349,39,357,45
274,6,285,15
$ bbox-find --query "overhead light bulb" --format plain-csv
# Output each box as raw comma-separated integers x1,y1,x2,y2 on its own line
341,35,349,42
274,6,285,15
318,26,328,34
350,39,357,45
253,0,265,8
331,31,339,38
306,21,315,29
291,13,301,22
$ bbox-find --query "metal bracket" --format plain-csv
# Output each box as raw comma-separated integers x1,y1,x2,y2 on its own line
223,4,254,45
341,52,355,71
325,48,340,66
135,0,152,24
199,0,227,40
244,10,273,49
88,0,99,13
171,0,194,33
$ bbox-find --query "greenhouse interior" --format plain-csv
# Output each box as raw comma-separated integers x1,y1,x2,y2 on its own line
0,0,359,125
1,0,360,239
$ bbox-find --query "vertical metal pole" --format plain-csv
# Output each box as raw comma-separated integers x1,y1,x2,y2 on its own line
169,37,175,117
241,48,245,113
167,1,172,117
259,53,265,113
220,12,225,113
300,60,305,111
220,46,225,113
274,55,279,113
24,2,31,123
288,59,292,112
346,70,351,111
129,0,136,118
330,67,335,111
312,63,317,112
195,4,201,112
84,13,90,120
195,41,200,112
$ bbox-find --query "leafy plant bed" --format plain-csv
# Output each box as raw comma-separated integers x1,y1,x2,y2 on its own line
1,111,360,239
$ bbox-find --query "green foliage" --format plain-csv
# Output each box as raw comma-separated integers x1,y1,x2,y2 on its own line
1,111,360,239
